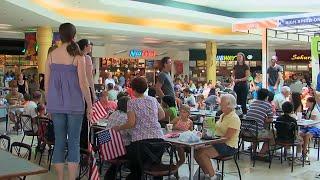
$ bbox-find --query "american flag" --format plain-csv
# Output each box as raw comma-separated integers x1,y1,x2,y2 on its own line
89,144,100,180
96,129,126,160
91,101,108,123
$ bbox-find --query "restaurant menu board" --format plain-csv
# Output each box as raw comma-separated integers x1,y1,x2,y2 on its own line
101,58,144,68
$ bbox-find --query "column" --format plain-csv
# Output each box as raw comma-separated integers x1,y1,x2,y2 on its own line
311,36,320,89
206,41,217,84
37,26,52,74
261,29,268,88
92,57,100,84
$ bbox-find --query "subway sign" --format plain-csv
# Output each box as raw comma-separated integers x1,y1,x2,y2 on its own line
129,49,156,58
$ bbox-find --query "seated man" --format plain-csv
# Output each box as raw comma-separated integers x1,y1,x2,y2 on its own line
273,86,291,110
6,80,24,130
23,91,42,133
183,88,196,107
244,88,274,156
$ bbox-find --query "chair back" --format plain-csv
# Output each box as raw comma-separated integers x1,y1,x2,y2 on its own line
272,121,297,143
0,135,10,151
137,141,178,177
38,117,55,143
240,119,259,138
20,114,35,133
10,142,32,160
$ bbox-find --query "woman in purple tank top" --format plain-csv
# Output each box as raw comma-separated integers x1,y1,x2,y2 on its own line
45,23,92,180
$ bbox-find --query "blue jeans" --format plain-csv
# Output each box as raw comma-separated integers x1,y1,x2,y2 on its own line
51,113,83,163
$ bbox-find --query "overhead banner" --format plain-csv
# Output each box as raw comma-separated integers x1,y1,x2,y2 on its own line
279,16,320,27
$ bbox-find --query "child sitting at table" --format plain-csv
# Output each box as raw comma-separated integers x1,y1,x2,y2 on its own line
161,95,178,124
275,102,297,142
298,96,320,162
197,94,206,110
171,105,193,165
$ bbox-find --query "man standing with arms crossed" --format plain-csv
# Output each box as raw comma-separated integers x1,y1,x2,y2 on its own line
267,55,283,94
156,57,175,98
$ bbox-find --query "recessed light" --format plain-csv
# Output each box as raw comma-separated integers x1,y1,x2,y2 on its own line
0,24,12,27
0,30,23,34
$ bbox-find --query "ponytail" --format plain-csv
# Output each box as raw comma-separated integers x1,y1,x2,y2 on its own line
66,41,82,57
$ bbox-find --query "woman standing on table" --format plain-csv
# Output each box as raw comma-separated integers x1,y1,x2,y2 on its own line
77,39,96,151
45,23,92,180
113,77,165,180
232,52,250,114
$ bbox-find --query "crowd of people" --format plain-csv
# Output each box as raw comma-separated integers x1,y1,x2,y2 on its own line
5,22,319,180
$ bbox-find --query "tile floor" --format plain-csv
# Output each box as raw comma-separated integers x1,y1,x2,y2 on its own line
2,121,320,180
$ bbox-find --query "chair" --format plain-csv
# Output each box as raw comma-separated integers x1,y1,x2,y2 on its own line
10,142,32,180
37,117,55,170
138,141,179,180
0,134,11,151
271,121,302,172
20,114,38,147
214,152,242,180
6,107,22,135
312,137,320,161
239,119,272,168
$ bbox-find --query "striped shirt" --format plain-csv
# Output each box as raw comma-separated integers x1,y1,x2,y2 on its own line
245,100,273,132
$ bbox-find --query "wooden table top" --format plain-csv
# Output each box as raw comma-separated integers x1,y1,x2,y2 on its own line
0,150,48,179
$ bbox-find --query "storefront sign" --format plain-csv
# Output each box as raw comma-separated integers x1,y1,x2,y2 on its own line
129,49,156,58
189,49,262,61
279,16,320,27
276,50,311,62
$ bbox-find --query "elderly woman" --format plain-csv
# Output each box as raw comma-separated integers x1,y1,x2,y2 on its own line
195,94,241,179
113,77,165,180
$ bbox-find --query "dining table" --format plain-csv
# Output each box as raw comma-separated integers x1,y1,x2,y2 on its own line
164,131,226,180
0,149,48,179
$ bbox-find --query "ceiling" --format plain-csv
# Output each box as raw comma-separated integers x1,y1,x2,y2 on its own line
0,0,314,50
171,0,320,12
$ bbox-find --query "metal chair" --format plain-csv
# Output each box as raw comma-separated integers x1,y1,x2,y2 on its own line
20,114,38,147
37,117,55,170
10,142,32,180
214,152,242,180
138,141,179,180
271,121,302,172
0,134,11,151
239,119,272,168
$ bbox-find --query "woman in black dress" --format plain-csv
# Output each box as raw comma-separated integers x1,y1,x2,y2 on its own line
232,52,250,114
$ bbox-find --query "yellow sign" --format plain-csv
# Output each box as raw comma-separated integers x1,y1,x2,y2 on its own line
291,54,311,61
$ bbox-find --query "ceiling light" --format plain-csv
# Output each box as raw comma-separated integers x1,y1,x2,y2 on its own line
0,24,12,27
0,30,23,34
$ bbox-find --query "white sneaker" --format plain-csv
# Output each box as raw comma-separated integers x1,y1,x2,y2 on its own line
205,174,221,180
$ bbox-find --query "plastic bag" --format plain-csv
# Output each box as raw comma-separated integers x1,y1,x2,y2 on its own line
178,130,200,143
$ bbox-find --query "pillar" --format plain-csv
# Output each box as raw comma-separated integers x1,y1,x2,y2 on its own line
261,29,268,88
92,57,100,84
206,41,217,84
37,26,52,74
311,36,320,89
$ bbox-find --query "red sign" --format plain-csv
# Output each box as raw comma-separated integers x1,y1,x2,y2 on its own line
129,49,156,58
276,50,311,62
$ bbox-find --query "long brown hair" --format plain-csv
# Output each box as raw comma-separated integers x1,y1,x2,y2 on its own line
236,52,246,66
59,23,82,56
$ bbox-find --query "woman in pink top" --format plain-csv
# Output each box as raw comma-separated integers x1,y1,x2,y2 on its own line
113,77,165,180
78,39,96,151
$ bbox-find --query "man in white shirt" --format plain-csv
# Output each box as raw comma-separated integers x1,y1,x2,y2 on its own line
273,86,291,110
23,91,42,132
183,88,196,107
104,72,115,88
